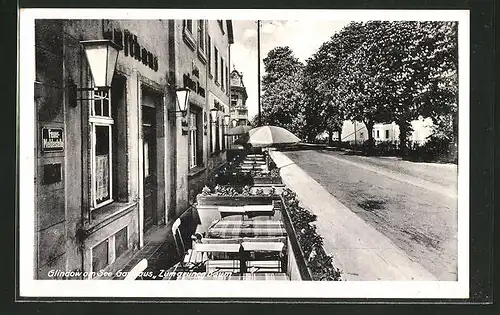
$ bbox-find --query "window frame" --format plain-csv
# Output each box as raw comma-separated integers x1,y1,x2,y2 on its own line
207,35,212,77
214,47,219,84
225,66,229,95
188,111,199,169
185,20,193,33
183,20,196,51
90,89,114,210
197,20,207,64
221,57,225,91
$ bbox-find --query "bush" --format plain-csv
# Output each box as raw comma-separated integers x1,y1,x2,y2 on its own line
281,188,342,281
375,141,398,156
408,135,455,162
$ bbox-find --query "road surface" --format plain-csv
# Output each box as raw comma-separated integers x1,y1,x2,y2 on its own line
283,150,458,280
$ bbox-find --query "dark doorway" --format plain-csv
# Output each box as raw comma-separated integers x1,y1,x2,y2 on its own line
142,91,159,233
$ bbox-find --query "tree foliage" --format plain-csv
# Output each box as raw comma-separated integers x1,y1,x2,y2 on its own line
260,22,458,154
261,46,307,139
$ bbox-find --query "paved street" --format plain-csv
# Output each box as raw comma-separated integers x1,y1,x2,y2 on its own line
282,150,458,280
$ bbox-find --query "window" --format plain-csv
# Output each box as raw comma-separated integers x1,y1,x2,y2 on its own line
385,130,390,139
221,115,226,150
376,130,380,139
189,111,203,169
214,47,219,84
185,20,193,33
226,66,229,93
221,58,225,90
213,116,220,152
197,20,207,64
198,20,205,51
219,117,223,150
183,20,196,50
88,76,128,211
90,89,113,209
207,35,212,76
231,100,237,107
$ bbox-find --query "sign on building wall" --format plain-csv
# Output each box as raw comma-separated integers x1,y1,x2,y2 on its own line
41,128,64,152
102,20,159,72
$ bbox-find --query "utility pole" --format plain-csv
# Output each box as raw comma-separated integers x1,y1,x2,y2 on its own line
257,20,261,127
354,121,357,144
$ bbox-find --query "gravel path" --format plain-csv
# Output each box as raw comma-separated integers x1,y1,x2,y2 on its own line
283,150,458,280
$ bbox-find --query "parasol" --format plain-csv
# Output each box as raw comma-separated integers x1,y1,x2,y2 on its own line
247,125,301,147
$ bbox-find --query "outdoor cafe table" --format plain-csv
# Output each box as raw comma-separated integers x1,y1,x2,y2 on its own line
193,243,242,253
241,241,284,252
246,154,264,159
207,219,286,238
243,159,266,164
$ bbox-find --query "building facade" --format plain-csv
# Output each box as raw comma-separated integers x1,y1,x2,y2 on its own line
34,19,233,279
229,69,249,126
339,118,433,144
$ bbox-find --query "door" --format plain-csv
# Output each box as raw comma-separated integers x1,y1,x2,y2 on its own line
142,105,156,232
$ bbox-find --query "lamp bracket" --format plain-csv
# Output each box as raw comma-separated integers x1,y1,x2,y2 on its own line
168,110,187,120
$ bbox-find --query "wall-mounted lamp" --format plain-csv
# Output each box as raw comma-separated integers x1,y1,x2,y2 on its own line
69,39,121,107
231,119,238,128
174,87,190,117
210,108,218,124
82,39,120,88
167,87,191,135
224,114,231,126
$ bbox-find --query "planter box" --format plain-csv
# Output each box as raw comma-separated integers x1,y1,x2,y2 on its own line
253,177,283,185
278,196,313,281
195,194,276,236
196,194,275,207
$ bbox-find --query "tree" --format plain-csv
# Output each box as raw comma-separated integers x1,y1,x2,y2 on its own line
334,21,395,150
379,21,458,154
330,21,458,155
303,22,367,145
261,46,306,139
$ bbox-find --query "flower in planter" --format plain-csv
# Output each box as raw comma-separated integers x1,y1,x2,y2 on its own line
201,185,212,196
242,185,251,196
269,186,276,196
254,188,264,196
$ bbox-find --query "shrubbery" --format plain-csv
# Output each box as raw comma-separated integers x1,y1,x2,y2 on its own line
408,135,457,163
281,188,342,281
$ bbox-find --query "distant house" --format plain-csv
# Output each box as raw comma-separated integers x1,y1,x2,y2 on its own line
229,68,249,126
338,117,434,144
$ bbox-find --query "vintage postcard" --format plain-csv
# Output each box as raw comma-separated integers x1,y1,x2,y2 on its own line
18,8,469,299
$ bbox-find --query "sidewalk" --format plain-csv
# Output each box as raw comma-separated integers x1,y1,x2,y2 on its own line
270,150,437,281
111,223,177,280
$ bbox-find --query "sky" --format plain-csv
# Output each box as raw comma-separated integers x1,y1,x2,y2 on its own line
231,20,350,120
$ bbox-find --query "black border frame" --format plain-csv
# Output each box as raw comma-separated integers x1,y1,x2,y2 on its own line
7,0,496,312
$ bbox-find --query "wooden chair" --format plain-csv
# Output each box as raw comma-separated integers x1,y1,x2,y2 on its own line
201,237,242,244
206,260,241,274
172,218,185,258
246,260,282,273
172,218,207,268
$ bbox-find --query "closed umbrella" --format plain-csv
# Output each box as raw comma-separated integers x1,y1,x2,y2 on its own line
226,125,252,136
247,125,301,147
